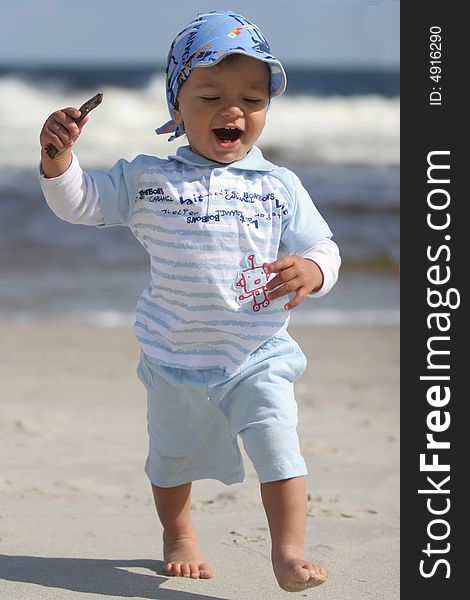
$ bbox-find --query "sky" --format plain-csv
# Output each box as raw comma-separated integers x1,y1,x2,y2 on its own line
0,0,399,68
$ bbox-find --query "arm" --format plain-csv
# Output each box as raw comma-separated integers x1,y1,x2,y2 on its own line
39,102,146,227
39,153,104,225
263,238,341,310
39,106,89,178
301,238,341,298
264,169,341,310
39,103,105,225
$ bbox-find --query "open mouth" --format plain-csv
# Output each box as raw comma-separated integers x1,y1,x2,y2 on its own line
213,127,242,142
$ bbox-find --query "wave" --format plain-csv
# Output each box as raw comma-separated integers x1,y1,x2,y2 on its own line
0,75,399,169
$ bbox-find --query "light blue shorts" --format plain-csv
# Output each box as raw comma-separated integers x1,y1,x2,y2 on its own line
137,330,308,487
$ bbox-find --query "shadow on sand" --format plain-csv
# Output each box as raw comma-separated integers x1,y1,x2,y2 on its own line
0,555,228,599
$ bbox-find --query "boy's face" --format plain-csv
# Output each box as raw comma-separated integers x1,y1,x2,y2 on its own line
173,55,270,164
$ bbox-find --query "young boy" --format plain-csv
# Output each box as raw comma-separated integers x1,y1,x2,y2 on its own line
39,10,340,592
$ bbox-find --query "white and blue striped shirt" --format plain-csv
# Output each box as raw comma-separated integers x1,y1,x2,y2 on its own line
41,145,339,373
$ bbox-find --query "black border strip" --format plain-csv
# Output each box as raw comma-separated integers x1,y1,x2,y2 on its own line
401,4,465,597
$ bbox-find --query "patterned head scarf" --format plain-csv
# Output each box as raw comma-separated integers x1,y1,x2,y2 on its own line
155,10,287,141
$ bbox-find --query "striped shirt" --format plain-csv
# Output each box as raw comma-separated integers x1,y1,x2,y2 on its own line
41,145,338,373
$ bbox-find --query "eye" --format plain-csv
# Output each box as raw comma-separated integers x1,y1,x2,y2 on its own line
243,98,262,104
201,96,220,103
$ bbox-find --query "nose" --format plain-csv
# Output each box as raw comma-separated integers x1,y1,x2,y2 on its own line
220,102,243,118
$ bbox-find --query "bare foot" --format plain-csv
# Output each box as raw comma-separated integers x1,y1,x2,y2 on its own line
272,547,328,592
163,531,213,579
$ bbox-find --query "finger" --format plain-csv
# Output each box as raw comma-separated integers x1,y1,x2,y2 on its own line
76,113,89,133
53,111,81,138
263,255,296,275
44,125,74,152
54,110,86,140
62,106,82,120
42,119,71,148
266,265,297,291
42,123,76,156
284,286,309,310
42,131,65,154
267,277,301,301
49,116,75,140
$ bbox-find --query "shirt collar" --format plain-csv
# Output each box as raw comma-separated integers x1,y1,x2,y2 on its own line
168,145,278,172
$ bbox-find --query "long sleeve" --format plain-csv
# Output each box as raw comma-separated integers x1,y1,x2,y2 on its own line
39,153,104,225
300,238,341,298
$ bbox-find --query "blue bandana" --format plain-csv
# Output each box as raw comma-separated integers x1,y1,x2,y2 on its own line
155,10,287,141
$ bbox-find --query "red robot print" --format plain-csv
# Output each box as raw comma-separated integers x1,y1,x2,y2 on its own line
234,254,271,312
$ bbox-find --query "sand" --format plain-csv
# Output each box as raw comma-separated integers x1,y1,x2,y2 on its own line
0,321,399,599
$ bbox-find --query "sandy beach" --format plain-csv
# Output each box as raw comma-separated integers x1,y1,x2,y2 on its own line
0,321,399,599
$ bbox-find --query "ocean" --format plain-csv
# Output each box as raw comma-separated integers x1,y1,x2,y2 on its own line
0,64,399,325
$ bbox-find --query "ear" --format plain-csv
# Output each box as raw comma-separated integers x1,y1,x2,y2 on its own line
173,101,183,125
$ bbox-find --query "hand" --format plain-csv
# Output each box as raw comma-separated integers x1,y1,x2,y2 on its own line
40,107,89,177
263,255,324,310
40,107,88,155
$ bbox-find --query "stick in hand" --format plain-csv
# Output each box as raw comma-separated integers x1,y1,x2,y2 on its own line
45,93,103,159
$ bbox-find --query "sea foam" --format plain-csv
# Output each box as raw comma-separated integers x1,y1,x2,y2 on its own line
0,75,399,169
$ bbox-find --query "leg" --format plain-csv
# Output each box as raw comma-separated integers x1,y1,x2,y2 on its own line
261,476,328,592
151,482,213,579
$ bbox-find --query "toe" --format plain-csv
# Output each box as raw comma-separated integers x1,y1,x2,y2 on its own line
181,562,191,577
304,562,328,587
171,562,183,577
293,564,311,584
199,563,213,579
189,563,200,578
276,559,328,592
